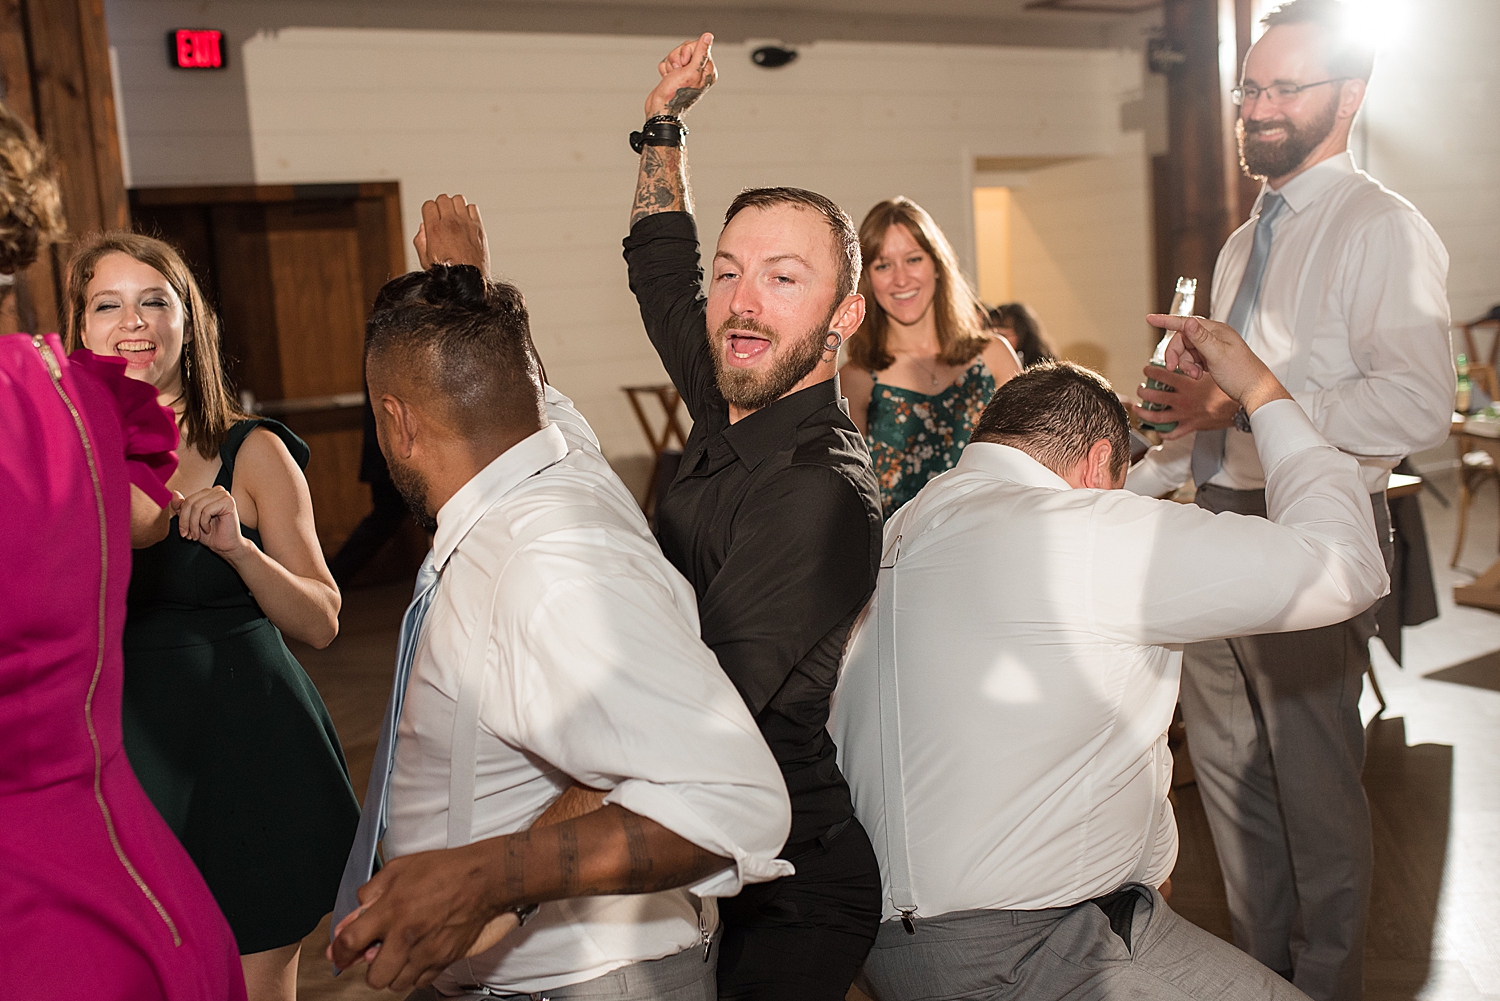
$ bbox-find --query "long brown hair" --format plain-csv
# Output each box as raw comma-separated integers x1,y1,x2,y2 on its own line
845,197,990,371
65,232,244,458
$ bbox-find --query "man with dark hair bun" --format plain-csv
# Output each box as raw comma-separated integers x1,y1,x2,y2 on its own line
833,315,1388,1001
1128,4,1452,996
622,32,885,1001
328,219,795,999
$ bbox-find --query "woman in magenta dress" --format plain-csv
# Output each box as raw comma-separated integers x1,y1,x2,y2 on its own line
0,103,245,1000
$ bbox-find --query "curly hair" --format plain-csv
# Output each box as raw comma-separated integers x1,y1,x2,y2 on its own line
65,232,245,458
845,197,990,372
0,101,65,275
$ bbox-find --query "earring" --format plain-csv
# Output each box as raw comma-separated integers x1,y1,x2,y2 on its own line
824,330,845,352
183,342,193,384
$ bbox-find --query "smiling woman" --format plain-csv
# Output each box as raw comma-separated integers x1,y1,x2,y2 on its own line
841,197,1022,517
64,233,361,1001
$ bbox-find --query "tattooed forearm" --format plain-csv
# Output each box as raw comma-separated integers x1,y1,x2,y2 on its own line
631,145,689,229
482,804,728,909
665,86,703,117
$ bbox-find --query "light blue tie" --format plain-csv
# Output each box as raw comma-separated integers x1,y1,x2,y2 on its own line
331,550,443,939
1192,191,1288,487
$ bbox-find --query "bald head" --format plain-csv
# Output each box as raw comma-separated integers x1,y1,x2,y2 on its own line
365,264,544,438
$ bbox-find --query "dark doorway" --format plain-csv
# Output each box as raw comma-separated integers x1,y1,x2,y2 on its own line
129,182,406,555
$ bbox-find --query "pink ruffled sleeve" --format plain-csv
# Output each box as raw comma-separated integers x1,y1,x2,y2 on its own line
68,348,179,508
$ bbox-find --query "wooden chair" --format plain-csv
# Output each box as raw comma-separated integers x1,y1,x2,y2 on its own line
622,384,689,516
1452,318,1500,567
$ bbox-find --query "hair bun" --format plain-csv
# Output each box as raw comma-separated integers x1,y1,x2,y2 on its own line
424,263,488,310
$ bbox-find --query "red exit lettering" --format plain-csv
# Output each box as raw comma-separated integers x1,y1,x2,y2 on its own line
172,29,224,69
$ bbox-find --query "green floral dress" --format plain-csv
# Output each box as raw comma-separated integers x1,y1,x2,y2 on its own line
866,358,997,517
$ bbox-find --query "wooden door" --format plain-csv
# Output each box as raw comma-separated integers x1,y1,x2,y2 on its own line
130,182,407,555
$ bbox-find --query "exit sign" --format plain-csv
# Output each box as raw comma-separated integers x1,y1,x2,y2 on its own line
169,29,225,69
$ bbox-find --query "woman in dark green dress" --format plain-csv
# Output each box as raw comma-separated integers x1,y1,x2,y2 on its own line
67,232,360,1001
841,197,1021,517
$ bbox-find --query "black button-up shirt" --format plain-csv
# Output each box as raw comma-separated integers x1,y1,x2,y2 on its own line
624,212,882,846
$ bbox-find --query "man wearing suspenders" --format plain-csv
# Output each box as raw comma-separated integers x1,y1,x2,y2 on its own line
1128,5,1451,998
832,318,1386,1000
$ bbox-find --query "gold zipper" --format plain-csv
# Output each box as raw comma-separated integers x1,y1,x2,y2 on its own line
32,335,182,947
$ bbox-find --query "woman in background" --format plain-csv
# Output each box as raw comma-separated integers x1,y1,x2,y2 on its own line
842,197,1021,517
984,301,1055,369
0,103,246,1000
68,232,360,1001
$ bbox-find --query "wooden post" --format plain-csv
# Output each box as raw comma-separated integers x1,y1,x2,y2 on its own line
0,0,127,336
1152,0,1251,318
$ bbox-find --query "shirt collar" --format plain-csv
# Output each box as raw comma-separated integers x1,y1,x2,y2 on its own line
721,375,842,471
432,423,569,569
1263,149,1356,215
954,441,1072,490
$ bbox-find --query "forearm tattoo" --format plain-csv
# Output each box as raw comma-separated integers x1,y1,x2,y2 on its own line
631,145,689,229
665,86,703,117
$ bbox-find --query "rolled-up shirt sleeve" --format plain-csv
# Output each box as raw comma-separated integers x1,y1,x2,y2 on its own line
494,567,794,898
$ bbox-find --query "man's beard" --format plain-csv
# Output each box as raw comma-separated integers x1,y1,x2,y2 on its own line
1238,96,1338,180
388,456,439,534
708,314,831,412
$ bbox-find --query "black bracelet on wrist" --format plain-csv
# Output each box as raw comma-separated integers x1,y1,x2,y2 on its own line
630,115,687,154
1233,407,1252,433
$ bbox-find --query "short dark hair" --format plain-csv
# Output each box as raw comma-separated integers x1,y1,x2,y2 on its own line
971,360,1130,481
365,264,543,435
1261,0,1376,81
984,302,1055,369
724,187,861,301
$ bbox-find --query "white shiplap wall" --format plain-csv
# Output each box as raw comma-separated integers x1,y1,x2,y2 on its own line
108,3,1144,465
1359,0,1500,329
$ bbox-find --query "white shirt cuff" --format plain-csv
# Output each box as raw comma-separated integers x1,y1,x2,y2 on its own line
602,782,795,899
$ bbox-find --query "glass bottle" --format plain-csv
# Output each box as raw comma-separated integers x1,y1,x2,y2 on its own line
1456,353,1472,414
1139,276,1198,433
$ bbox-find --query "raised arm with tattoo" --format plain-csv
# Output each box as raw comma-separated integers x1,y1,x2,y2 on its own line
630,32,715,229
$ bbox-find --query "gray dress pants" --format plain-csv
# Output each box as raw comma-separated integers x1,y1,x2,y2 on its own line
1180,485,1393,1001
857,884,1309,1001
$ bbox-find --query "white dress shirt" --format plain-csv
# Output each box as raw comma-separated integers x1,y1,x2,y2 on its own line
1128,151,1453,498
386,386,793,995
831,400,1388,921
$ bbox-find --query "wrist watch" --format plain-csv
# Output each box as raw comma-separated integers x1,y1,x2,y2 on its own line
1233,407,1252,433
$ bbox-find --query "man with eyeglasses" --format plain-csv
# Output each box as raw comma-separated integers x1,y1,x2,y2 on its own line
1127,3,1452,1000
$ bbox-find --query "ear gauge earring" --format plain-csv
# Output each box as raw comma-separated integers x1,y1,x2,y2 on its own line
824,331,845,353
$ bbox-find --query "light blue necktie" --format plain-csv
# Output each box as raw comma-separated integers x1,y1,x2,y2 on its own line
1192,192,1287,487
331,550,443,939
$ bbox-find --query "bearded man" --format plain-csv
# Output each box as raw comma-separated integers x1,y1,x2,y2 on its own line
1127,3,1453,1000
622,32,884,1001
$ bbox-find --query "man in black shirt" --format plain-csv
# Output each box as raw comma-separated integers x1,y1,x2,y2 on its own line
622,32,884,1001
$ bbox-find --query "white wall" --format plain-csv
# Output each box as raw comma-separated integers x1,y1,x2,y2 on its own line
1358,0,1500,330
108,2,1145,468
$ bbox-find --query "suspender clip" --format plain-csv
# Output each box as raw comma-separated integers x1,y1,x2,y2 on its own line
900,908,918,935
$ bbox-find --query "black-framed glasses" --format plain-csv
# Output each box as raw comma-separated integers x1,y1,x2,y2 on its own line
1232,78,1348,106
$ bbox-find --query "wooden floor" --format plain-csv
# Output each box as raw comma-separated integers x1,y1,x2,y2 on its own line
289,454,1500,1000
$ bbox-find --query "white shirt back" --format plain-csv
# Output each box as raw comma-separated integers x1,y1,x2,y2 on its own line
1128,151,1453,498
387,387,792,995
833,401,1388,921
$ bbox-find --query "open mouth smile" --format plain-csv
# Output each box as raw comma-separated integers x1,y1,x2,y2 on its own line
727,333,771,365
114,339,158,369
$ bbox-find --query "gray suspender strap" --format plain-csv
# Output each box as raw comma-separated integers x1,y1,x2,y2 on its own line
446,505,622,849
876,534,920,932
1126,739,1164,886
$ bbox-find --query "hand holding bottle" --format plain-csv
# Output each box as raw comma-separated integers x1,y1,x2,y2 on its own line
1146,313,1291,417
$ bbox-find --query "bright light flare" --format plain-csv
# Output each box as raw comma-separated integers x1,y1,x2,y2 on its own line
1336,0,1412,54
